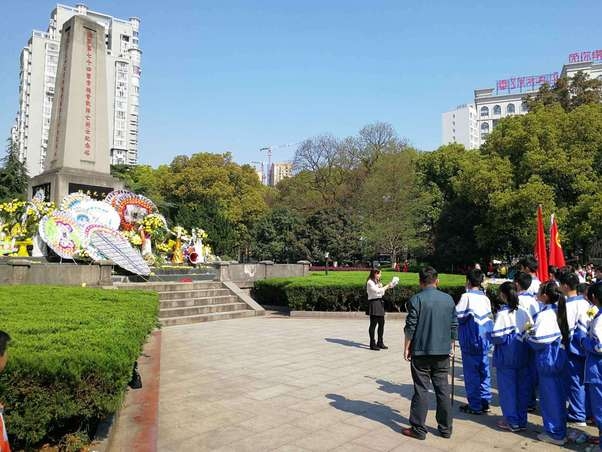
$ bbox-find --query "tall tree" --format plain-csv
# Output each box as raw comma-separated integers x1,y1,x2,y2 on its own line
0,141,28,201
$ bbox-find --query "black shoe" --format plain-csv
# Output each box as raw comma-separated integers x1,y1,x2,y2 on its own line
377,343,388,349
459,404,483,415
370,343,380,351
527,406,536,413
402,427,426,440
482,401,491,413
439,430,452,439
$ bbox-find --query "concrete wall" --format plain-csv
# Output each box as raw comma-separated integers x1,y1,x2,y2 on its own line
214,261,310,288
0,259,113,286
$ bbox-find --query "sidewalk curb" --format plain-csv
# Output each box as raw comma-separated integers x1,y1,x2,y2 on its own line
93,330,161,452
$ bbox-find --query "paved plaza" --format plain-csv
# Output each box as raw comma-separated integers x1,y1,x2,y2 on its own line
159,315,596,451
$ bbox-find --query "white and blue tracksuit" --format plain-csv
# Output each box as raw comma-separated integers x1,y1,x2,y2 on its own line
490,305,532,428
456,289,493,411
565,294,591,422
527,304,568,441
518,292,541,410
527,277,541,297
583,309,602,448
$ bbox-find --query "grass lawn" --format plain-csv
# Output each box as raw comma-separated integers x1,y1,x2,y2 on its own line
0,286,158,447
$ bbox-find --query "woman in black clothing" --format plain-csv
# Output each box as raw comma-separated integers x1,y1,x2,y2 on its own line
366,269,393,351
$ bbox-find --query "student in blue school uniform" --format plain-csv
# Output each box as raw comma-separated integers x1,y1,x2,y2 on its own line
558,270,592,426
490,282,532,432
518,256,541,296
527,281,570,446
456,269,493,415
583,282,602,449
514,271,540,412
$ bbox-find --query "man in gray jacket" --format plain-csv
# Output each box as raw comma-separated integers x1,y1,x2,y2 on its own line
402,266,458,440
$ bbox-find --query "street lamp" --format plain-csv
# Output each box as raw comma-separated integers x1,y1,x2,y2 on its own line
325,252,330,276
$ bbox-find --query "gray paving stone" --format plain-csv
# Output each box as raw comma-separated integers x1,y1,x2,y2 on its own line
159,317,597,451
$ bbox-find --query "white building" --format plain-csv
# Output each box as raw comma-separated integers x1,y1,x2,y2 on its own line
441,104,478,149
269,162,292,186
10,3,141,177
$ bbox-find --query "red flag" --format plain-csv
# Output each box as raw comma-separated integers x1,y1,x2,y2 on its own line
534,205,549,281
548,214,566,268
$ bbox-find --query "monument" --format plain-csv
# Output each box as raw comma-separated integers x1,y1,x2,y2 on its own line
29,15,124,204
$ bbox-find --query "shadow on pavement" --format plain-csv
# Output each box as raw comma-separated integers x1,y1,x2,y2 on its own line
325,393,409,433
371,378,415,400
325,338,370,349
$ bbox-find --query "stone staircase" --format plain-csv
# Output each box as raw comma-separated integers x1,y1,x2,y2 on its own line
114,281,264,326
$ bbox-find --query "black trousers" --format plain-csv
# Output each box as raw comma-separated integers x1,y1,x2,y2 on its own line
368,315,385,345
409,355,452,438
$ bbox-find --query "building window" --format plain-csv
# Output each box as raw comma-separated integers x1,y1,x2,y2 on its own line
492,119,499,128
480,122,489,140
493,105,501,115
480,106,489,117
507,103,516,114
521,101,528,112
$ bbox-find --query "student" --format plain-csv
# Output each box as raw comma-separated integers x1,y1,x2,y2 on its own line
0,331,10,452
558,270,591,426
583,283,602,449
514,272,541,319
456,269,493,414
490,282,532,432
514,271,540,411
366,269,393,351
527,281,570,446
519,257,541,296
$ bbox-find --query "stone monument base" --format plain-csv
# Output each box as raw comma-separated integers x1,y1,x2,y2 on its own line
29,167,125,204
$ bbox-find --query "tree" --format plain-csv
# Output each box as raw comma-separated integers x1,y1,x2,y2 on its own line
292,135,351,206
160,152,268,259
250,207,306,262
526,71,602,112
356,149,428,265
0,141,28,201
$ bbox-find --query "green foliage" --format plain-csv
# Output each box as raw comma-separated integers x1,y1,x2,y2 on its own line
526,71,602,112
251,207,306,262
0,142,28,202
0,286,158,447
252,272,467,311
419,101,602,266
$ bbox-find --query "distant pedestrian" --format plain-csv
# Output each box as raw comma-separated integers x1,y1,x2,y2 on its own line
402,267,458,440
366,269,393,351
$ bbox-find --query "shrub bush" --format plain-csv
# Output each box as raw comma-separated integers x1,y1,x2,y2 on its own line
0,286,158,448
252,272,478,311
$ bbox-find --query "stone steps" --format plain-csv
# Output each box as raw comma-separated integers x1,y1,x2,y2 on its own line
115,280,263,326
116,281,223,292
157,289,231,300
161,309,258,326
159,295,239,309
159,302,250,318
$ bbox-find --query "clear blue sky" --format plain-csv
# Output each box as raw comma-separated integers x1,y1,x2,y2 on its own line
1,1,600,167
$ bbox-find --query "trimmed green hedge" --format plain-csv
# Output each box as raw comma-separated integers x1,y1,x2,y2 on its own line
0,286,158,447
252,272,466,311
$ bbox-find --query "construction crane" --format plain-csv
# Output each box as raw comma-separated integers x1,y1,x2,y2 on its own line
260,142,299,185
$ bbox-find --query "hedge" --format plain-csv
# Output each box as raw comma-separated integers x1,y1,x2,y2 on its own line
0,286,159,448
252,272,465,311
252,272,500,311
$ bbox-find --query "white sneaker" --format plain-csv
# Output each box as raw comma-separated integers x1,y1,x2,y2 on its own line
537,433,566,446
568,421,587,427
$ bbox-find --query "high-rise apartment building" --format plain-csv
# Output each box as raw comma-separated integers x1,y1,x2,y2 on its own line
11,3,141,177
441,104,478,149
269,162,292,186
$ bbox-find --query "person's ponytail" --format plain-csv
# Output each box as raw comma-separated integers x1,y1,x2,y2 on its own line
541,281,570,347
